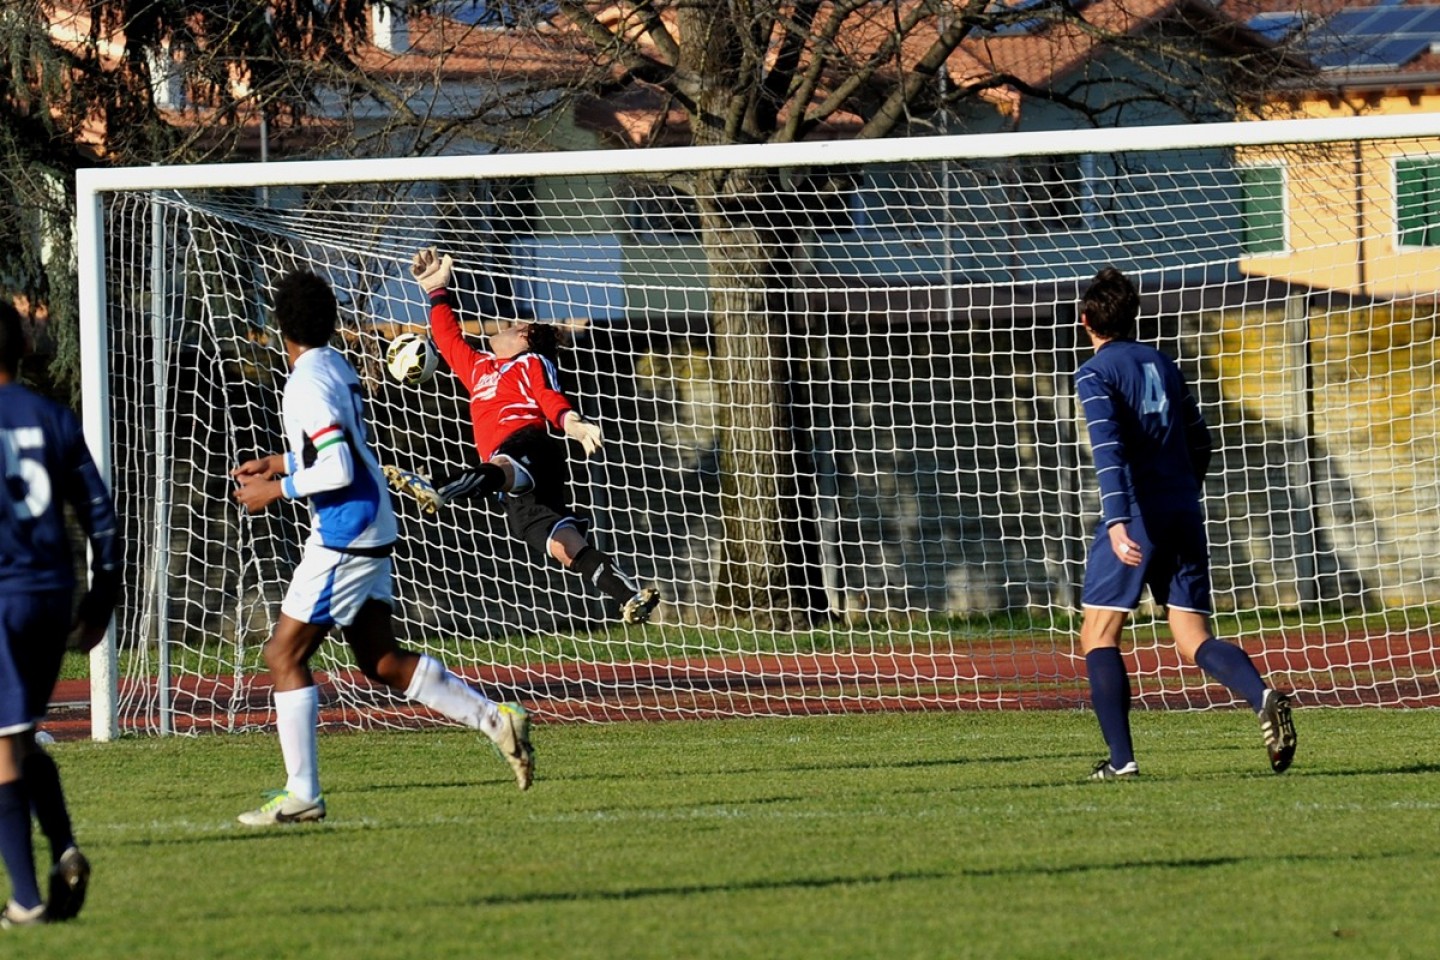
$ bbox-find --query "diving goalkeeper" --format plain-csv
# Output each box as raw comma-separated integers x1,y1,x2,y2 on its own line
385,248,660,625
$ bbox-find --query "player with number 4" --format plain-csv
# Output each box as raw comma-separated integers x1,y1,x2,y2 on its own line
384,247,660,625
1075,267,1297,781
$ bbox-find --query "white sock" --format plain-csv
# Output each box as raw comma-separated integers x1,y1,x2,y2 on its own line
274,686,321,803
405,655,502,739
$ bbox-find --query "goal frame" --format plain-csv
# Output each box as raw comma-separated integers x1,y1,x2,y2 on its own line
76,111,1440,740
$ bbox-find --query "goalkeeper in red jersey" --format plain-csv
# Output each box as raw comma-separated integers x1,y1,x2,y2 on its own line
385,247,660,625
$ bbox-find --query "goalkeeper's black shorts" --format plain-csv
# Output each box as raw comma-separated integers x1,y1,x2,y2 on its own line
493,425,587,553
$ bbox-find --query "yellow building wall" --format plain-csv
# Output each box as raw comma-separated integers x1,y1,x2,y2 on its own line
1207,298,1440,608
1242,95,1440,297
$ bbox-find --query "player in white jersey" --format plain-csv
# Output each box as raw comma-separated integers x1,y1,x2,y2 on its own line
230,270,534,826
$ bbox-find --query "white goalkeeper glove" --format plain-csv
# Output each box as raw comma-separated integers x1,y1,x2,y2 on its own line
563,412,603,457
411,246,453,295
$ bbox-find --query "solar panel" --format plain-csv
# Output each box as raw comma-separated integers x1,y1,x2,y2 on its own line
1409,8,1440,32
1368,36,1431,67
1361,9,1424,33
1248,11,1307,41
1323,9,1383,34
1308,5,1440,71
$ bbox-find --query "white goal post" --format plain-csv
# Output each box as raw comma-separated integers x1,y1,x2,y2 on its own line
77,112,1440,740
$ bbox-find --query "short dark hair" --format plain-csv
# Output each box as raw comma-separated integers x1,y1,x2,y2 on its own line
0,300,26,375
524,322,562,361
1080,267,1139,340
273,270,338,348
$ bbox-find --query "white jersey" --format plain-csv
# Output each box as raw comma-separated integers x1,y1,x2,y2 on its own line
278,346,396,552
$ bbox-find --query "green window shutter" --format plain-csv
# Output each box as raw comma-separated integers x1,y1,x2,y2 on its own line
1396,158,1440,248
1240,166,1284,254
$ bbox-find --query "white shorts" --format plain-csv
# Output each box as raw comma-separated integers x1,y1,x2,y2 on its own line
281,544,393,627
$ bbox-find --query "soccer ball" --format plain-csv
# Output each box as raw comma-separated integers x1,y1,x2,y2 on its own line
385,332,439,384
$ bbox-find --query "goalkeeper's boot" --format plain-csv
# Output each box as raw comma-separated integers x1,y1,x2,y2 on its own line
383,465,446,514
1089,759,1139,781
0,900,45,928
621,588,661,625
45,846,90,922
1258,689,1297,773
491,703,535,792
236,790,327,826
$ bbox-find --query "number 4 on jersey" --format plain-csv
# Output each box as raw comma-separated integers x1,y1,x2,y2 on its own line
1141,362,1170,427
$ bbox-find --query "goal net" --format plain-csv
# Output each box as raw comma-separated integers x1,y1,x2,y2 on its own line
78,114,1440,737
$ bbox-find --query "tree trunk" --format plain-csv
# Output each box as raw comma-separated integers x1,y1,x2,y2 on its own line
696,167,822,627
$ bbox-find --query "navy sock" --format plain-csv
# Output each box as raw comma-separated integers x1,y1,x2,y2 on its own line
1085,648,1135,768
1193,638,1268,711
23,750,74,862
0,780,40,909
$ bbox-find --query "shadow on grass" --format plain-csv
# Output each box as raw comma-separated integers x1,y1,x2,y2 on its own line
1300,761,1440,777
276,849,1401,914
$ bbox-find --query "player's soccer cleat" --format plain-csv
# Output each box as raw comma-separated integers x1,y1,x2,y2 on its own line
236,790,327,826
1258,688,1297,774
383,465,446,514
0,900,46,928
491,703,535,792
620,587,661,624
1089,759,1139,781
45,846,90,922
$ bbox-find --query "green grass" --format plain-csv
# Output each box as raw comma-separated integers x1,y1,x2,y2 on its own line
20,709,1440,958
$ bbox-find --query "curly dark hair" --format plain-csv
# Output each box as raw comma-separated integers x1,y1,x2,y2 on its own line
0,300,24,376
273,270,338,348
523,322,564,361
1080,267,1139,341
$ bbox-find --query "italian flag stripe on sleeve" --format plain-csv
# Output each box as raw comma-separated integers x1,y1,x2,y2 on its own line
311,424,345,452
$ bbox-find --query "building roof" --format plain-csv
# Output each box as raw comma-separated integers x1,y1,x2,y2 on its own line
1221,0,1440,92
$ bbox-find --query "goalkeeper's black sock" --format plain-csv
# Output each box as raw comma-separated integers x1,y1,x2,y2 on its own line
571,546,640,605
1193,638,1267,711
437,463,506,501
1085,647,1135,769
21,750,74,862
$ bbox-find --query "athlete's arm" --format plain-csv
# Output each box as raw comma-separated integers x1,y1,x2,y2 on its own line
60,415,121,648
1076,368,1133,527
1180,389,1213,484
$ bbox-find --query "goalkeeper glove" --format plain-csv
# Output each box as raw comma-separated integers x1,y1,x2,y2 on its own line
563,412,603,456
411,246,453,295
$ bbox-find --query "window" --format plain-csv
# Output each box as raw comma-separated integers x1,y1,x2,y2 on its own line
624,181,699,244
1014,158,1081,233
794,168,861,234
1240,164,1286,255
1396,157,1440,248
439,1,559,28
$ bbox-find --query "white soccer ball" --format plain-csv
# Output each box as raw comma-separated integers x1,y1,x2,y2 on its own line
385,332,439,385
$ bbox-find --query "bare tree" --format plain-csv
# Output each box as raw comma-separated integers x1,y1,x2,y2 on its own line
513,1,1303,624
0,1,582,392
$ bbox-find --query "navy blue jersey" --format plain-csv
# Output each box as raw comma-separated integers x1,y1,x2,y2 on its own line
1075,339,1212,527
0,383,120,608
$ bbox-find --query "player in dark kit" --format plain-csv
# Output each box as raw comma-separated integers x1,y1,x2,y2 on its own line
385,247,659,625
0,301,118,926
1074,267,1297,780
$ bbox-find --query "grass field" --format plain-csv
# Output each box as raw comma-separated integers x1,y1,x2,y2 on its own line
14,709,1440,958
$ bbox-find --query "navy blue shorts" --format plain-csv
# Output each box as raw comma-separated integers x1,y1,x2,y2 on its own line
0,589,72,735
1080,510,1212,614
